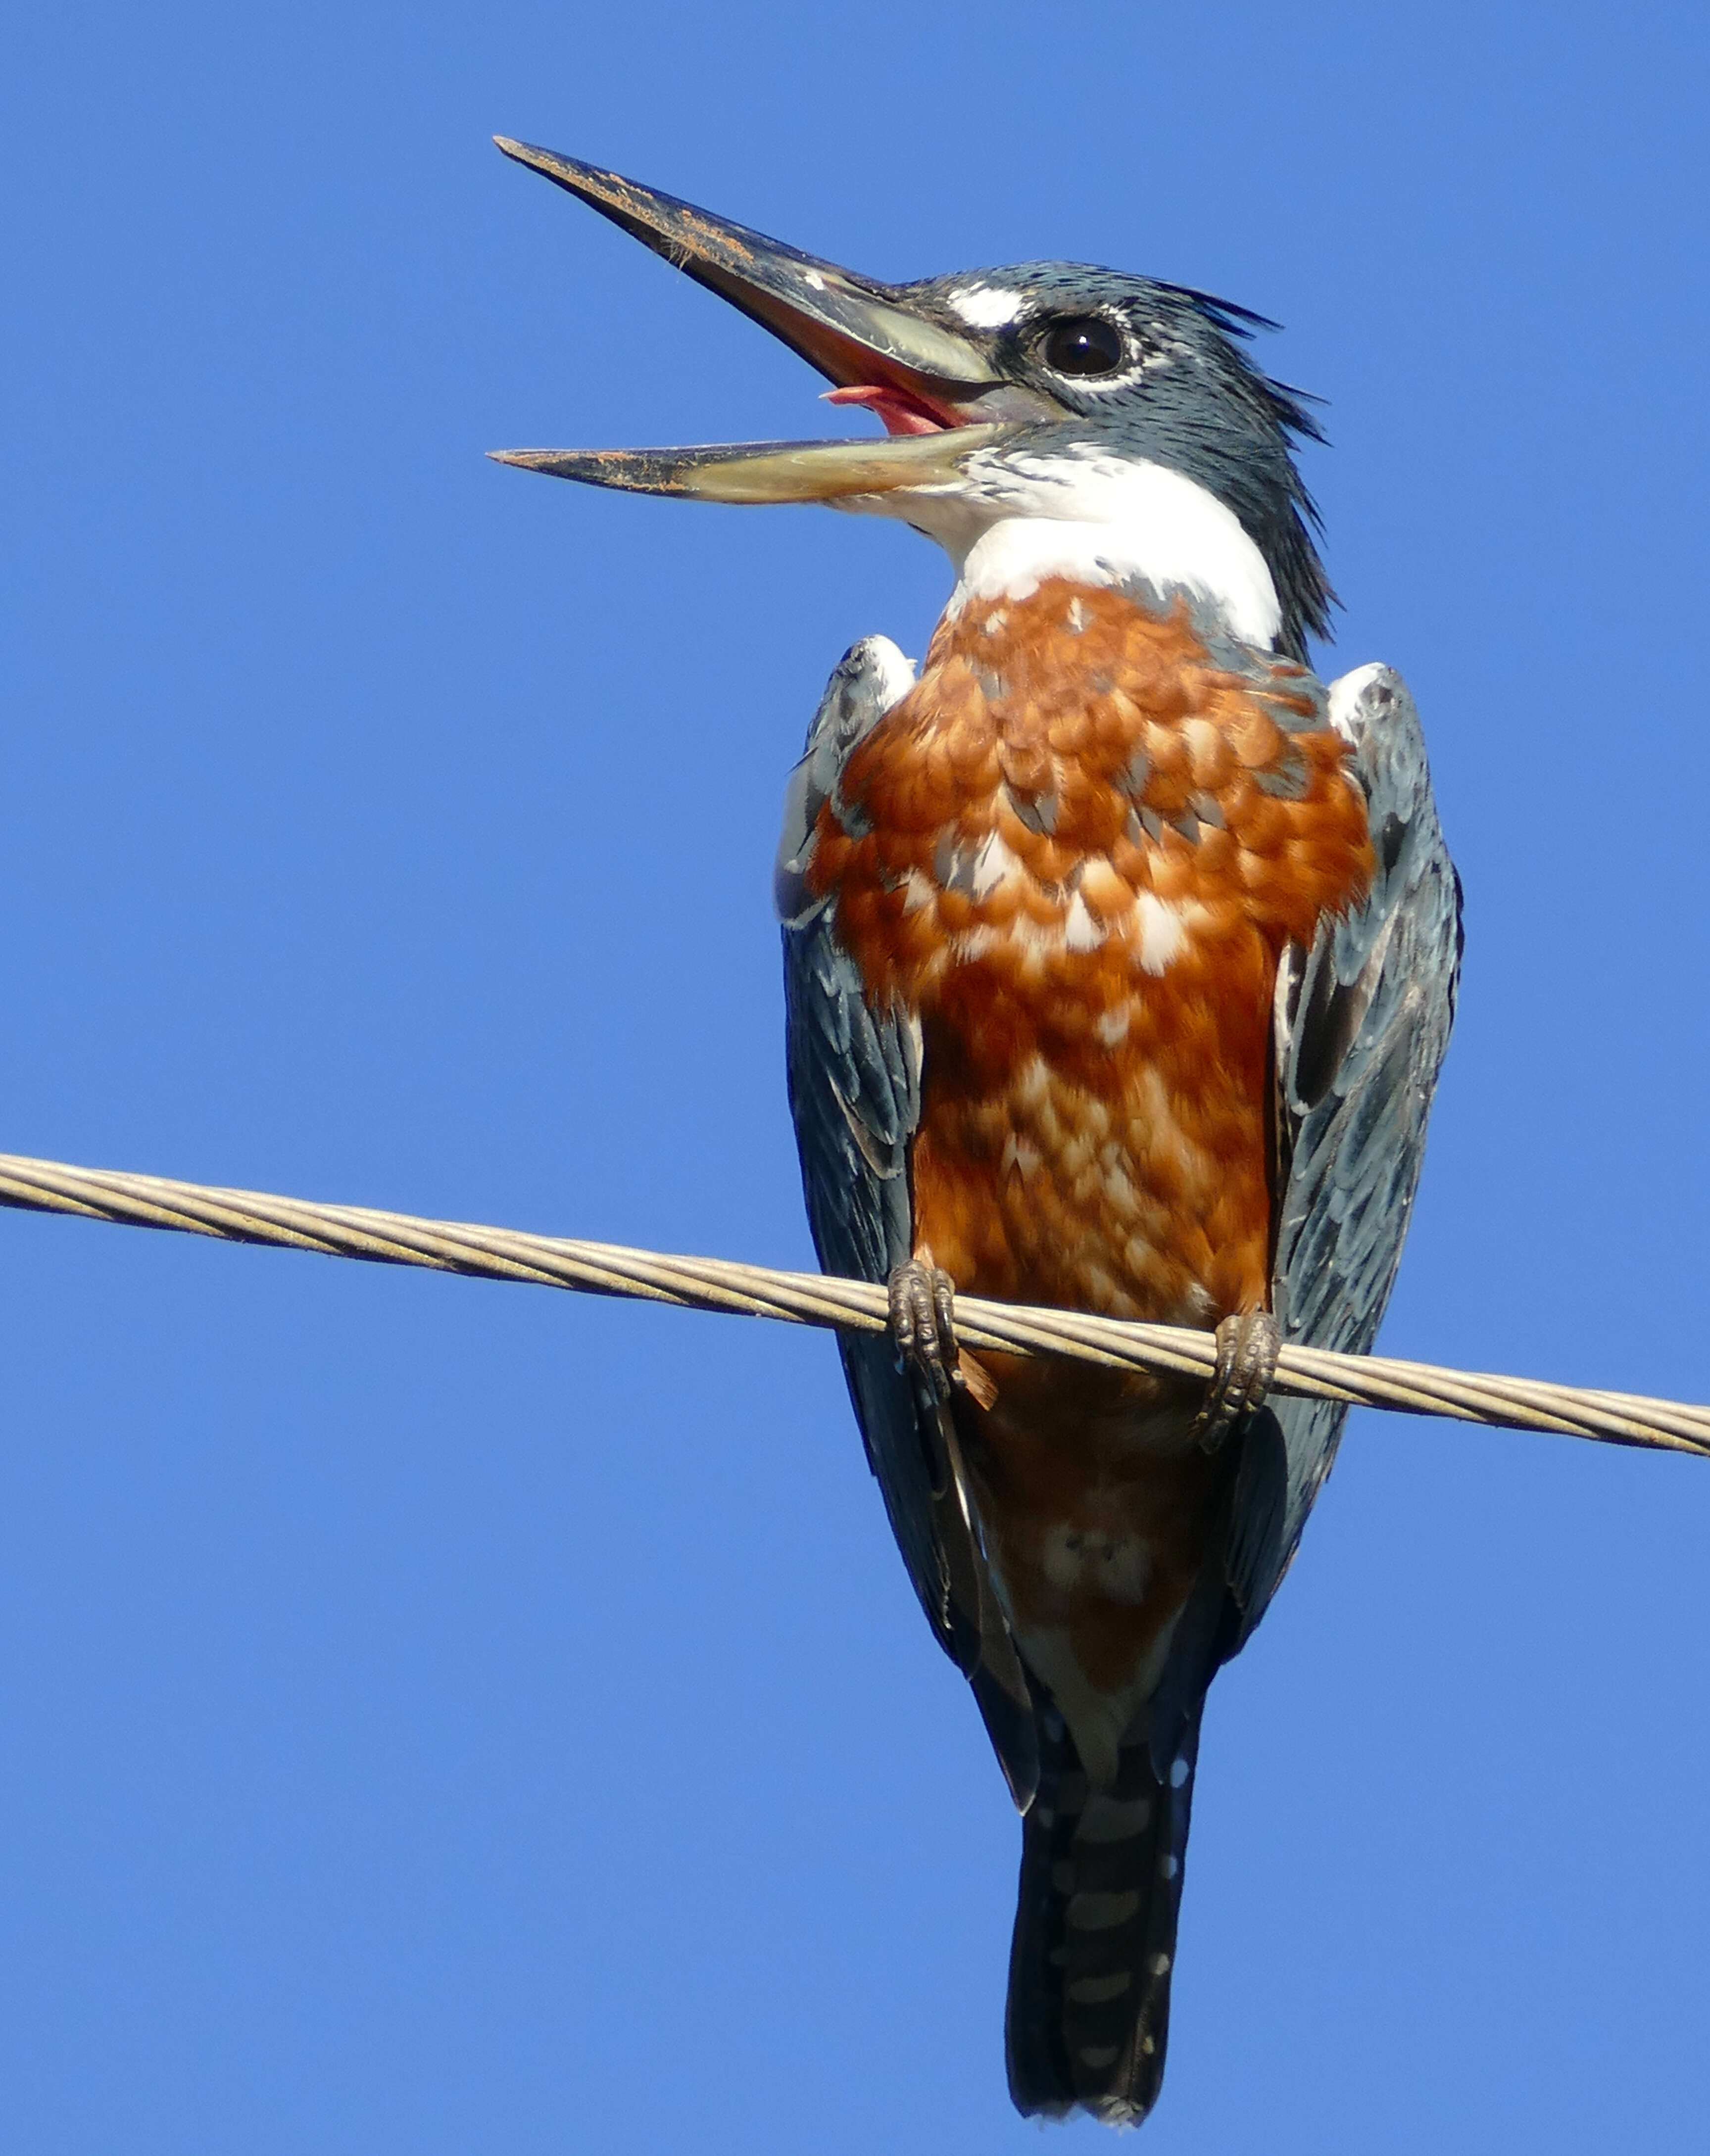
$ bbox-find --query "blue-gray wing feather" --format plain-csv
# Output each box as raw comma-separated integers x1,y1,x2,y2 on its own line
1151,663,1460,1769
780,638,1039,1804
778,641,930,1592
1226,663,1463,1645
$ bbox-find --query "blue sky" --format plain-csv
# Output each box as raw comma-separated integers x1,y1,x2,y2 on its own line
3,3,1709,2150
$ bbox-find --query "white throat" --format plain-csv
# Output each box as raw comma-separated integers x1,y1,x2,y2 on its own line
848,445,1283,649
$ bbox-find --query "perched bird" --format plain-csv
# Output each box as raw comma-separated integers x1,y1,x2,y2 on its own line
492,139,1462,2128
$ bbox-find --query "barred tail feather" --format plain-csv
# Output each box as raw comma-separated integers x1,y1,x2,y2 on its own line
1005,1703,1201,2126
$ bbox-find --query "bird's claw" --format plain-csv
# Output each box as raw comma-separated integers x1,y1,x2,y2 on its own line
1191,1309,1280,1451
889,1258,963,1408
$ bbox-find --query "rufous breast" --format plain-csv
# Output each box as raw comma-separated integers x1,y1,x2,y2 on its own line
805,577,1375,1333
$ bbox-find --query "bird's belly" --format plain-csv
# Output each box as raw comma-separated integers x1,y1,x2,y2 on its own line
896,819,1282,1763
913,943,1256,1763
962,1359,1222,1785
909,949,1274,1330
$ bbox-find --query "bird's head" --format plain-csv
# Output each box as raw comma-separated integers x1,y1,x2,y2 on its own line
492,141,1332,658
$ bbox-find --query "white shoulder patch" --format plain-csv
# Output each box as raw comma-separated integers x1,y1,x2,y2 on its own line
855,632,919,713
1326,661,1387,744
945,285,1023,329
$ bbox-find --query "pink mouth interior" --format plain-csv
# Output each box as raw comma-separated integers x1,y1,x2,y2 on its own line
822,382,958,437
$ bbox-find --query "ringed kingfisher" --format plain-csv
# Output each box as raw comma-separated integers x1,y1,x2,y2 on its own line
492,138,1462,2128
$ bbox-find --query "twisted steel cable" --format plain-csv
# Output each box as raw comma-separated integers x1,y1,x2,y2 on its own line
0,1149,1705,1459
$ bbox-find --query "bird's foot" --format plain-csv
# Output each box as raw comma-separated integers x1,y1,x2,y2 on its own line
889,1258,962,1409
1191,1309,1280,1451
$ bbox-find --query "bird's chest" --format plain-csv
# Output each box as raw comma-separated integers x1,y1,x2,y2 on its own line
805,579,1373,1326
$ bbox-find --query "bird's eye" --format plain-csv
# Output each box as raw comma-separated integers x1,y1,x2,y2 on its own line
1038,315,1128,379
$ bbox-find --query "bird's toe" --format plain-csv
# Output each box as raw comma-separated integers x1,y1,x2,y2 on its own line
889,1258,963,1408
1192,1309,1280,1451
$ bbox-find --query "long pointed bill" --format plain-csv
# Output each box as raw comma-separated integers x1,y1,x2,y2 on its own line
489,427,1009,505
490,139,1041,504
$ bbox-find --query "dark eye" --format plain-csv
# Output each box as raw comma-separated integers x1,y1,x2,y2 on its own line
1038,314,1127,378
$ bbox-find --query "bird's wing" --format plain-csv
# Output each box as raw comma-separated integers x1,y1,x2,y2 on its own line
1152,660,1461,1757
1231,660,1463,1643
779,637,1039,1805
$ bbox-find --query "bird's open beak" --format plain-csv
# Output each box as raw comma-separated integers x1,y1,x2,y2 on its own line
489,139,1038,505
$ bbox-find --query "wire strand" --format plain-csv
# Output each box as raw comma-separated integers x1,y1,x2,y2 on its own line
0,1149,1703,1459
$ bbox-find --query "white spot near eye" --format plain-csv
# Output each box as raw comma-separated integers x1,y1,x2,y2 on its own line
803,271,825,290
1169,1756,1190,1789
947,284,1022,328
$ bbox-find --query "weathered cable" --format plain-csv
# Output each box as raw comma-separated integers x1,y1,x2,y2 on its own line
0,1148,1704,1459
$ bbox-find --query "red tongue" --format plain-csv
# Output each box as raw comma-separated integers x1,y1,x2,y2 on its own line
822,383,946,437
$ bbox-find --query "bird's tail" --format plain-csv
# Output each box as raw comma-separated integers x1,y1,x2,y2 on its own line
1004,1700,1201,2126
